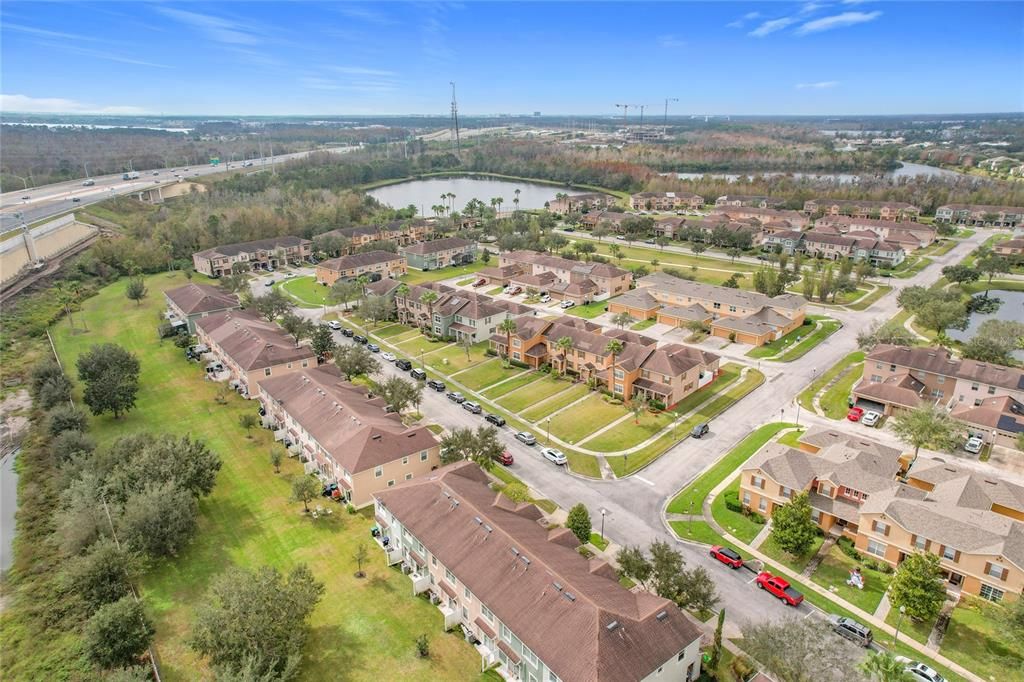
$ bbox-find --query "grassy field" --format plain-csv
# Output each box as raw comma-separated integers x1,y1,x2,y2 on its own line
394,333,451,357
479,371,541,399
424,342,489,373
497,375,576,412
709,478,766,543
888,255,932,279
746,316,839,361
845,284,892,312
521,384,590,422
50,272,482,682
777,319,842,362
631,318,656,331
585,240,760,273
885,607,934,645
564,301,608,319
798,351,864,413
759,534,825,574
546,394,627,444
275,275,331,308
370,323,416,339
452,359,524,391
746,320,820,358
820,361,864,419
400,261,485,286
809,545,891,614
941,597,1023,682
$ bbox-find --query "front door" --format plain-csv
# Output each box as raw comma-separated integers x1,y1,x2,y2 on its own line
949,572,964,587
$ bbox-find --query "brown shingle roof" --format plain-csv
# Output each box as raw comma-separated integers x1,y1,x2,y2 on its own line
165,283,240,315
867,344,1024,391
196,310,315,371
401,237,475,255
374,463,701,681
194,235,309,259
318,250,404,272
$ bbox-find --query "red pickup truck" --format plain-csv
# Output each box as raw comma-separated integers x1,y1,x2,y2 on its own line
755,571,804,606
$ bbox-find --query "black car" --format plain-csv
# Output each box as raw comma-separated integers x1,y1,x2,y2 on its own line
691,422,710,439
341,328,354,337
395,359,413,371
427,379,446,392
353,335,368,344
410,368,427,380
484,413,506,427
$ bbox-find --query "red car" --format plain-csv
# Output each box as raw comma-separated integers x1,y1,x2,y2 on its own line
846,407,865,422
473,278,487,287
755,571,804,606
498,450,514,466
709,545,744,569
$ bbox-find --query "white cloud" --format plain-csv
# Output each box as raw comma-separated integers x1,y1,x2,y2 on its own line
749,17,797,37
335,5,392,25
796,81,839,89
3,22,100,42
0,93,147,114
744,11,762,20
657,34,686,49
28,41,170,68
728,11,762,28
155,7,261,45
796,10,881,34
799,2,829,14
328,66,397,77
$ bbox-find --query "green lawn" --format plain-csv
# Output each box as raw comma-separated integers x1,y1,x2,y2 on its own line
776,319,842,362
797,351,865,414
400,261,485,286
371,323,416,339
776,428,806,447
885,606,934,645
845,284,892,312
275,275,331,308
888,255,933,279
809,545,891,613
480,371,542,399
630,318,656,331
667,423,796,514
820,362,864,420
759,534,825,574
49,272,482,682
941,596,1023,682
585,240,760,273
521,384,590,422
546,394,627,444
589,532,609,551
424,342,490,373
452,359,523,391
395,334,451,358
564,301,607,319
709,478,767,543
746,316,839,361
498,375,577,412
746,319,821,359
487,286,504,296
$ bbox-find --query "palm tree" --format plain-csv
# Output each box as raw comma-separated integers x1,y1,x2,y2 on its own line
419,290,439,333
495,197,504,216
395,283,410,323
448,193,456,213
857,651,915,682
604,340,624,395
490,197,499,215
514,188,521,213
555,336,573,377
498,318,517,366
440,193,448,214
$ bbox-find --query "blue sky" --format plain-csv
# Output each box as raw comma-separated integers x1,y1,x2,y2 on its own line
1,1,1022,116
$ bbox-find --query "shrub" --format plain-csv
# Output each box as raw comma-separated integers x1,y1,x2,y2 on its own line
84,596,155,668
346,503,356,514
649,399,666,411
509,359,530,369
723,490,743,513
837,537,863,562
47,404,89,437
484,348,497,357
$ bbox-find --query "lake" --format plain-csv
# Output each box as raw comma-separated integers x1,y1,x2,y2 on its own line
663,162,967,184
948,289,1024,360
366,176,587,213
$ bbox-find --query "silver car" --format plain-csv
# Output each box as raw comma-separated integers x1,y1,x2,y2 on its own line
514,431,536,446
542,448,567,465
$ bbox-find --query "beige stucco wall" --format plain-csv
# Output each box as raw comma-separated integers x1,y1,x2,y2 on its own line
0,217,97,284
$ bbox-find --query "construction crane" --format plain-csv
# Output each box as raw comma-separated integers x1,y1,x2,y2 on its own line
450,81,461,157
638,104,646,128
615,103,630,127
663,97,679,127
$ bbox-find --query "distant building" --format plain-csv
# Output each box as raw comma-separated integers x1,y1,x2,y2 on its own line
935,204,1024,228
715,195,786,209
710,206,810,231
803,199,920,222
192,236,312,277
480,250,632,302
395,283,530,343
994,238,1024,262
399,237,477,270
315,250,407,286
814,216,936,250
546,192,618,215
163,283,240,333
317,219,433,253
802,230,906,266
629,191,704,211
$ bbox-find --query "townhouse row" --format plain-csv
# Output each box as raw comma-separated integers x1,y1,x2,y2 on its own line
480,249,633,304
762,229,907,267
739,427,1023,603
395,282,532,343
192,236,312,277
935,204,1024,228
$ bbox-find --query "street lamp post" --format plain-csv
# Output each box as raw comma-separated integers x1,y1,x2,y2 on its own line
600,509,606,542
894,605,907,647
546,417,552,445
780,407,785,424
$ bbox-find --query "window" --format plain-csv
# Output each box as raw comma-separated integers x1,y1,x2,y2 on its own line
780,486,792,499
980,584,1005,603
405,473,412,481
374,466,383,478
937,375,945,384
482,604,493,622
548,673,560,682
890,364,896,372
986,562,1008,580
420,450,429,461
988,385,996,395
975,399,983,407
677,650,687,662
942,545,958,561
523,645,538,666
971,382,979,392
464,587,473,602
742,492,750,505
751,475,765,490
513,352,521,361
914,535,928,551
301,360,308,368
872,520,889,536
871,374,882,383
613,369,624,379
866,539,887,558
402,456,409,466
819,482,833,496
758,498,767,512
811,510,822,524
387,480,395,487
875,362,883,369
930,389,944,399
264,368,272,377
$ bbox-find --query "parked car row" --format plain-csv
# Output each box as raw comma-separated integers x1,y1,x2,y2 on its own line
846,406,882,428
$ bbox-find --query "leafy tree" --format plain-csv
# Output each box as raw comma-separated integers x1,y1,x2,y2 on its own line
251,289,293,321
611,311,634,329
976,253,1011,297
124,277,148,306
218,273,248,295
63,538,141,615
566,503,592,545
722,273,742,288
352,542,369,578
310,324,336,360
47,404,89,436
498,318,517,365
770,492,818,556
858,651,915,682
279,312,312,347
891,403,961,459
649,540,686,601
941,264,980,287
962,335,1015,364
677,566,719,613
84,596,155,669
29,360,73,409
503,481,530,503
104,433,221,504
270,447,283,474
119,482,198,558
377,375,422,415
333,344,380,379
857,320,916,350
708,608,725,672
189,564,324,681
291,475,320,513
76,343,141,418
102,666,153,682
50,429,96,464
915,298,968,340
329,279,362,310
1000,591,1024,648
888,552,947,622
740,618,867,682
359,294,394,326
616,545,653,590
54,472,110,556
238,413,259,437
439,425,503,471
604,339,624,394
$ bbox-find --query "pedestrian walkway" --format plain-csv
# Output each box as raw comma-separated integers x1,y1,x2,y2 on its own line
749,520,773,550
926,599,957,651
800,535,836,578
874,591,892,621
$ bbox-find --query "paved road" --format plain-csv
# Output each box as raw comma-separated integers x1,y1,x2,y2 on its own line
0,146,359,233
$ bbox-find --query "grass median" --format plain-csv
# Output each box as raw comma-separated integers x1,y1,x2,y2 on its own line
797,351,864,414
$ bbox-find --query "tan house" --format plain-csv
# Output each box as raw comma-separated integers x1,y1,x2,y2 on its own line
710,207,810,231
399,237,477,270
935,204,1023,228
630,191,704,211
164,283,240,333
258,365,440,509
803,199,920,222
314,250,407,286
993,238,1024,263
318,219,433,253
483,250,632,302
192,236,312,277
739,428,1023,603
373,462,704,681
395,282,530,343
194,310,316,398
813,216,936,250
547,192,618,214
489,315,719,408
802,230,906,267
715,195,786,209
609,272,807,346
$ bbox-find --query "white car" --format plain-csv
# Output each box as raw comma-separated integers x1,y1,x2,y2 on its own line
539,295,551,303
895,658,945,682
861,410,881,427
542,448,567,465
560,300,576,309
381,352,396,362
327,321,342,330
964,435,984,454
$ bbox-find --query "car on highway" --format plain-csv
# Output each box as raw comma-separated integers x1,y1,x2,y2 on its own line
367,343,380,353
485,413,506,427
964,434,984,454
542,448,567,465
895,658,945,682
497,451,514,466
327,321,342,330
515,431,537,446
410,368,427,380
82,179,95,186
395,359,413,371
462,401,482,414
861,410,881,427
709,546,743,569
846,407,865,422
381,352,396,362
754,572,804,606
829,616,873,647
446,391,465,403
427,379,446,392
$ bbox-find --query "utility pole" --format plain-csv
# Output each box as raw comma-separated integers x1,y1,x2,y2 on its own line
638,104,646,128
663,97,679,128
450,81,461,157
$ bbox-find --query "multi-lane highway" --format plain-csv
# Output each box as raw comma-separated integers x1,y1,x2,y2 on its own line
0,146,359,233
